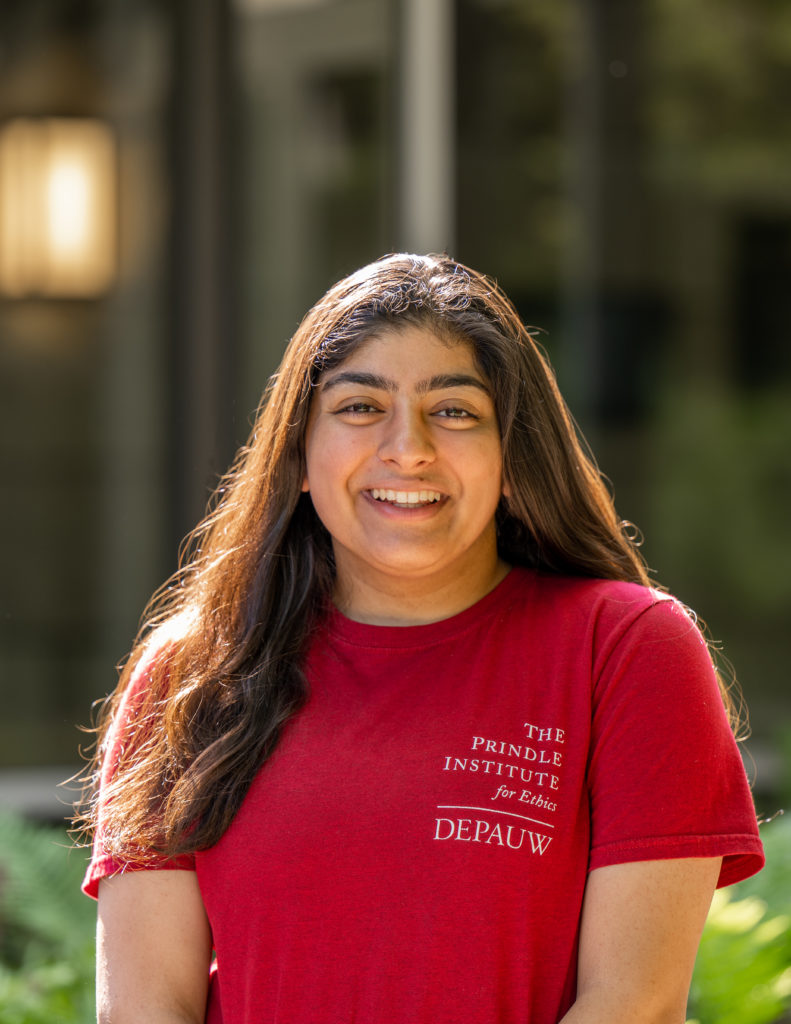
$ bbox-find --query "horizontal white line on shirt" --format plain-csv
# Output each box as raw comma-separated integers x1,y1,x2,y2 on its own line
436,805,555,830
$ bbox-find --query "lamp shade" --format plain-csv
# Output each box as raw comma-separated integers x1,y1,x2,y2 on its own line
0,117,116,298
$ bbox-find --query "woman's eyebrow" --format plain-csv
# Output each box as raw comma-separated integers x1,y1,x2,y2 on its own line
320,370,490,395
320,371,396,393
416,373,490,396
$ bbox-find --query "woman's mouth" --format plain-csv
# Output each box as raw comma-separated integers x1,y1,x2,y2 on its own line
369,488,443,509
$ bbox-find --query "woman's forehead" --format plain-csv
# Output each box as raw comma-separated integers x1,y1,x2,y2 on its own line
315,324,482,384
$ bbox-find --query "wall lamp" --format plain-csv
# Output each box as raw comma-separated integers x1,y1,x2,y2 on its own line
0,117,117,299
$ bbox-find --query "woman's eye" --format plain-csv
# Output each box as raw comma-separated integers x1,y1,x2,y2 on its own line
435,406,477,420
335,402,380,416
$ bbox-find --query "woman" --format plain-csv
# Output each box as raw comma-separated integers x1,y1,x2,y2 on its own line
81,253,764,1024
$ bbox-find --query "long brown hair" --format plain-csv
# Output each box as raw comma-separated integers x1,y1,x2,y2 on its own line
77,253,731,860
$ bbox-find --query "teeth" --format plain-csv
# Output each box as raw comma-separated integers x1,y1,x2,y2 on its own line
371,488,442,505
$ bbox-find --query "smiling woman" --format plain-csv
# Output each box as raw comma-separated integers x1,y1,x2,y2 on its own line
77,253,763,1024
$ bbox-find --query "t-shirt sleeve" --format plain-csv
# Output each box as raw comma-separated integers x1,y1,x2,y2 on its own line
82,646,195,900
587,596,764,887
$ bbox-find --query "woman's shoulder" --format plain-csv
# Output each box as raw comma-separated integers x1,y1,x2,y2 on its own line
128,611,195,680
109,612,197,728
516,567,659,612
512,568,697,645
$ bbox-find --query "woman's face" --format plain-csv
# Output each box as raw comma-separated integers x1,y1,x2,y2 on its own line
302,326,508,606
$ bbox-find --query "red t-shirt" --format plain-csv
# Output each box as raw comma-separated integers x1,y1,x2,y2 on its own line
84,569,764,1024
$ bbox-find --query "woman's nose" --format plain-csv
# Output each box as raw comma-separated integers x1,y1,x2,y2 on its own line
377,408,436,469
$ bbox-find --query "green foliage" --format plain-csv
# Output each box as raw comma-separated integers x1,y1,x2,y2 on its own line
0,813,95,1024
650,387,791,616
687,814,791,1024
0,811,787,1023
648,0,791,194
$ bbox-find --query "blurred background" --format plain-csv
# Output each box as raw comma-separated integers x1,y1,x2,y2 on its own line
0,1,790,1019
2,0,789,822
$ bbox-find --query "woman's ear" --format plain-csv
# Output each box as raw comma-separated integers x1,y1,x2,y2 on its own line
300,449,310,492
502,476,512,500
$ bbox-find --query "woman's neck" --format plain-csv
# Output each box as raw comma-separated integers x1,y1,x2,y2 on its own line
331,558,512,626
